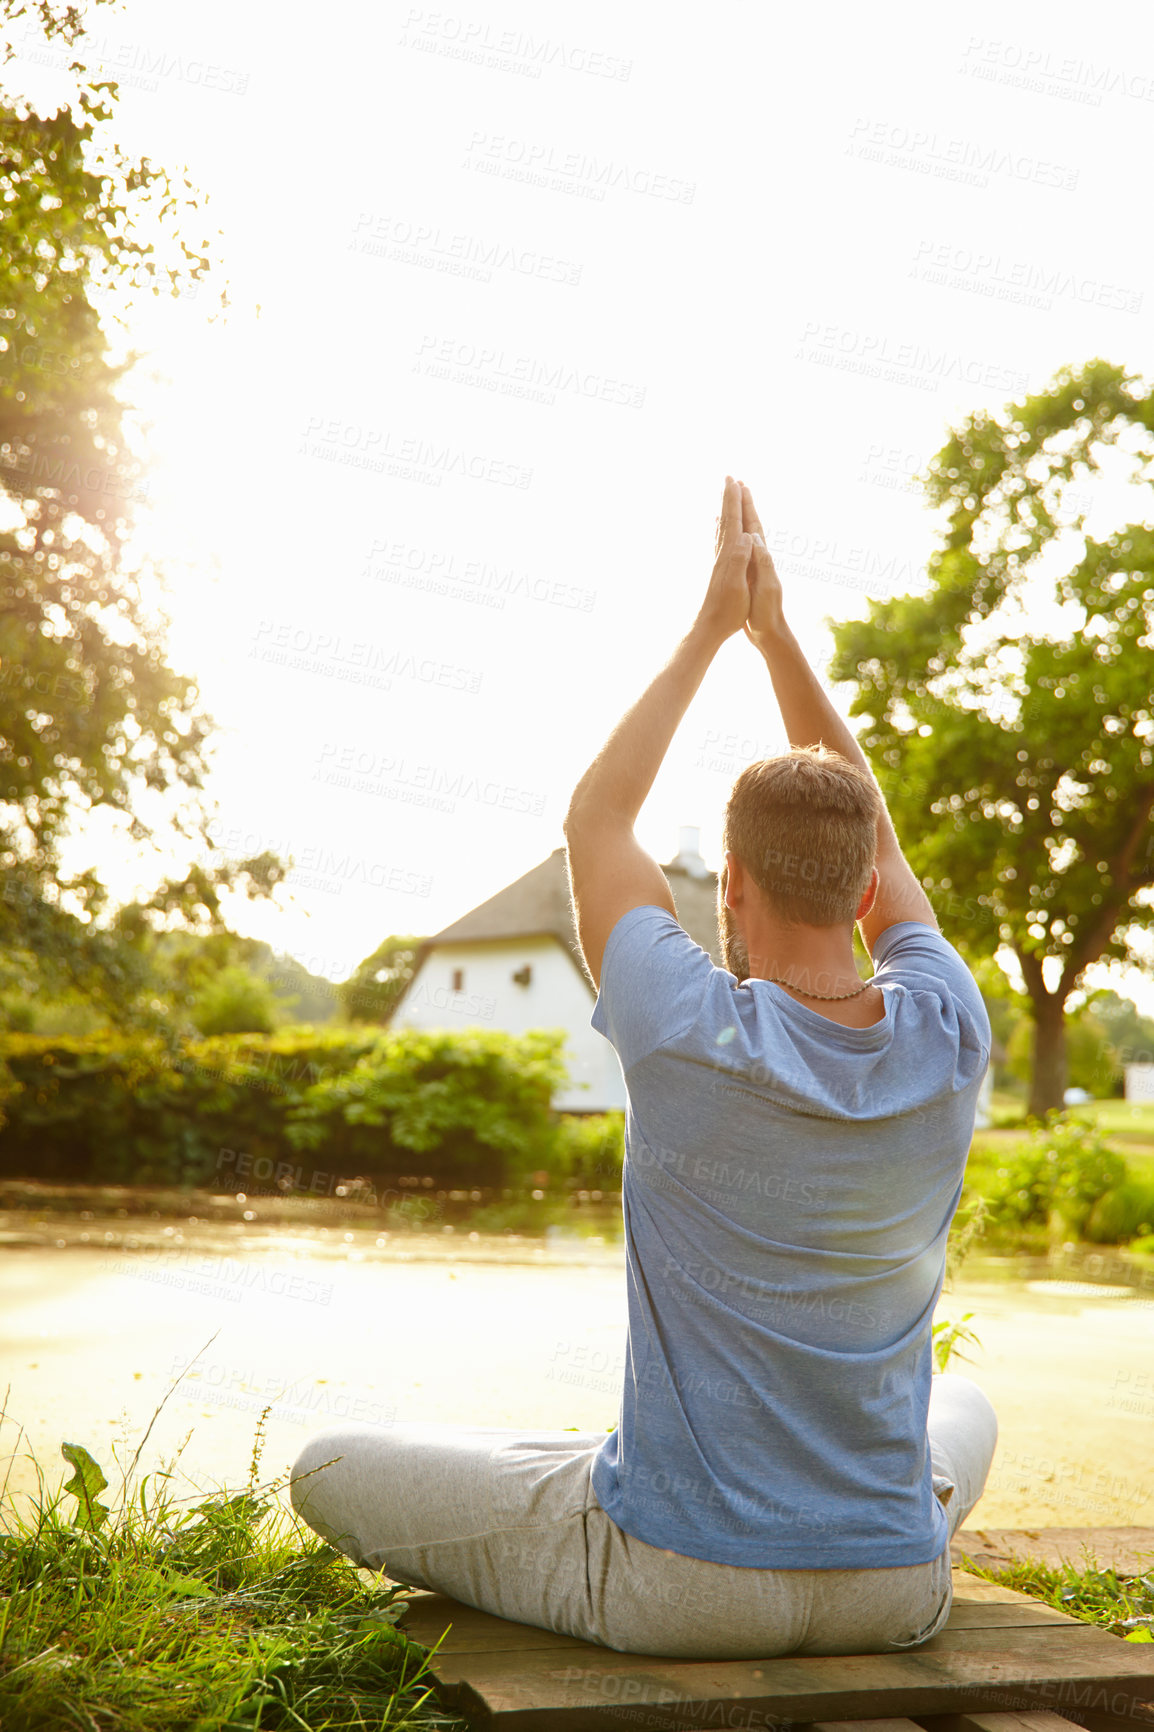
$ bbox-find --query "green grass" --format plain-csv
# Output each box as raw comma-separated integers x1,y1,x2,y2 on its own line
0,1399,466,1732
957,1556,1154,1641
1066,1100,1154,1166
986,1093,1154,1153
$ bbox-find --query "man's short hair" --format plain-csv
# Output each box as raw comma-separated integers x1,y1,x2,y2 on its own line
722,746,884,927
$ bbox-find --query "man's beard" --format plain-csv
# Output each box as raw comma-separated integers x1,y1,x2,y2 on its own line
719,893,751,983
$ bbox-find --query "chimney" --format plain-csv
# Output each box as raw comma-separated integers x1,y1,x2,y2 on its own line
670,825,710,878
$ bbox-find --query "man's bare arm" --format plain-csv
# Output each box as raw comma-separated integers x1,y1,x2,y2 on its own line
737,483,937,954
564,476,758,986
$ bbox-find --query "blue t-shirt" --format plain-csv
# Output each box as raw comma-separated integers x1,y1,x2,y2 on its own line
588,906,992,1570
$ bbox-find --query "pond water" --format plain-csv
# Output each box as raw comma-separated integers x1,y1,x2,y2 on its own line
2,1212,1152,1535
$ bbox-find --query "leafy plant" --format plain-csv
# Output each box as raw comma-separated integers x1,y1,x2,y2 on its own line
932,1313,981,1373
983,1114,1128,1241
60,1442,110,1531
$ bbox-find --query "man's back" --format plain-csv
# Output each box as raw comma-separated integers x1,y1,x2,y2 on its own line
589,904,993,1570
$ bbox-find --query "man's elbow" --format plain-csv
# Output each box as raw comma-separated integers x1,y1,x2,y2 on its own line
563,792,601,837
563,798,629,841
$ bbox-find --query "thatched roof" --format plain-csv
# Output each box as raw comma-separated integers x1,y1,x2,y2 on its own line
417,845,723,979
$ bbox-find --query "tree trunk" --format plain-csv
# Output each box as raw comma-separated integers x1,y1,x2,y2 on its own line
1027,1001,1068,1120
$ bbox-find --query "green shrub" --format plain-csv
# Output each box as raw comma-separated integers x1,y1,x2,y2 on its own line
1084,1176,1154,1244
286,1026,569,1186
0,996,38,1033
549,1112,624,1188
983,1115,1128,1242
0,1026,578,1190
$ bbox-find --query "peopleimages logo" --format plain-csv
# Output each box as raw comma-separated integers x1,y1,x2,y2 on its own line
298,416,533,490
413,333,647,409
312,742,547,818
846,116,1079,190
398,11,633,82
250,621,484,695
462,130,694,202
350,211,583,286
364,537,596,613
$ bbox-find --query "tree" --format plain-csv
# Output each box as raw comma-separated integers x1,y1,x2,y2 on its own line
191,966,279,1037
1085,988,1154,1095
829,359,1154,1119
338,936,424,1025
0,2,286,1027
1005,1008,1115,1099
143,931,341,1026
252,947,340,1025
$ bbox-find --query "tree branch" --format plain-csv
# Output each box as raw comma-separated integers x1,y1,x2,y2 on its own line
1059,783,1154,998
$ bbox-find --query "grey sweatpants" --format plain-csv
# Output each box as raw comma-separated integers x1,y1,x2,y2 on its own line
288,1371,997,1659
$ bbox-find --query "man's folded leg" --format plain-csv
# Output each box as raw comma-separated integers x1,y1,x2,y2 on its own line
926,1371,999,1538
288,1421,609,1638
288,1387,999,1660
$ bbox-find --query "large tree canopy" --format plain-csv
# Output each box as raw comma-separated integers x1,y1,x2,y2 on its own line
830,359,1154,1118
0,1,284,1028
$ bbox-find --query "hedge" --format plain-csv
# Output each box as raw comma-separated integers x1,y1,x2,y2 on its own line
0,1026,623,1190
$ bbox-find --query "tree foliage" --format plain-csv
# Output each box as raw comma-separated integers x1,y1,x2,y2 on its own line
338,935,424,1024
0,1,285,1027
829,359,1154,1116
190,965,279,1037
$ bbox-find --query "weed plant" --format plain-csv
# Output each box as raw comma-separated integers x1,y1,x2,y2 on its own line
958,1555,1154,1642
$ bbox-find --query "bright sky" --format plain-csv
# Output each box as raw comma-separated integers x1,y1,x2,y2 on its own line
10,0,1154,1008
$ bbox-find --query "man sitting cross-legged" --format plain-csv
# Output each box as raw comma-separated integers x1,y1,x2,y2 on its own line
289,475,997,1660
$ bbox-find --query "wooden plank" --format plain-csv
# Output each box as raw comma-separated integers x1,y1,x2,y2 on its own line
917,1630,1122,1657
948,1572,1071,1609
916,1713,1106,1732
810,1721,928,1732
941,1606,1074,1631
430,1628,1154,1732
809,1720,928,1732
395,1561,1154,1729
918,1702,1154,1732
429,1624,1154,1685
400,1593,593,1654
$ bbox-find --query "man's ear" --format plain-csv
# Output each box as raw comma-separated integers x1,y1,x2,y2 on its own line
723,850,744,911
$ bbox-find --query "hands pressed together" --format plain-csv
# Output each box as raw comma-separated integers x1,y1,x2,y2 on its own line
702,475,784,649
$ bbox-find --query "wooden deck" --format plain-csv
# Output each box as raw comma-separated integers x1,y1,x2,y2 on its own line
396,1556,1154,1731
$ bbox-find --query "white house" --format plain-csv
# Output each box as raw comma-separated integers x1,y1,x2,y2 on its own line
390,827,722,1111
1125,1063,1154,1103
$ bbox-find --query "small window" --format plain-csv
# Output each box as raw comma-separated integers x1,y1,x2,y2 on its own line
450,968,465,992
512,964,532,987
